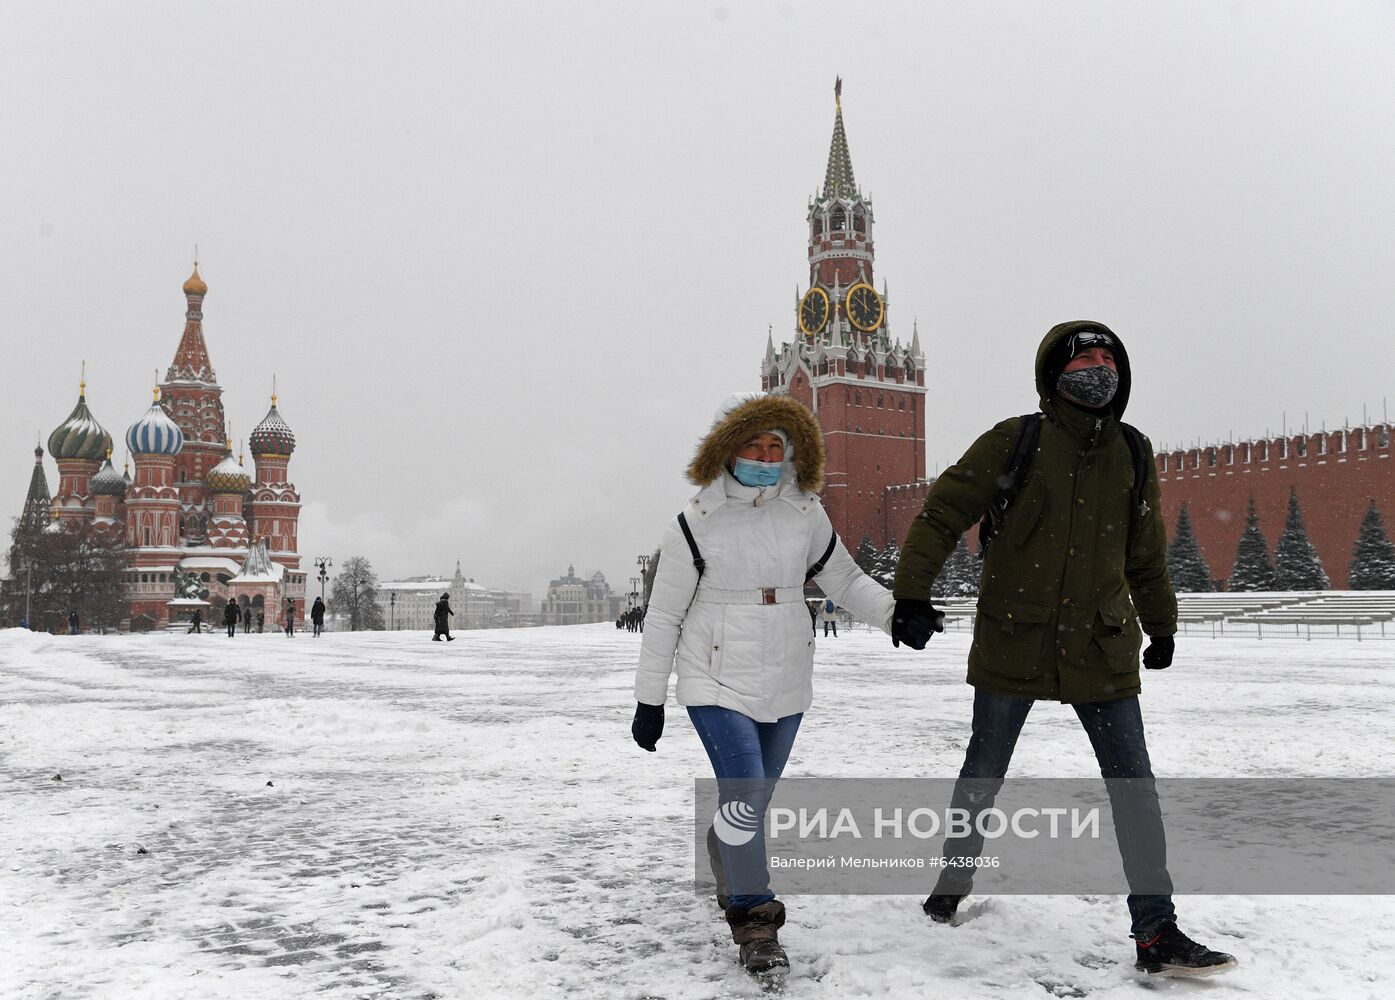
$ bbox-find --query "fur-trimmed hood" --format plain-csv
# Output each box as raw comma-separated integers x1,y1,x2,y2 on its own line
687,392,825,492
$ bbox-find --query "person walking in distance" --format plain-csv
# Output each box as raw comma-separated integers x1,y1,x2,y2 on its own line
311,595,326,637
433,593,455,641
223,600,241,638
821,598,838,637
891,321,1237,977
284,598,295,637
631,392,898,981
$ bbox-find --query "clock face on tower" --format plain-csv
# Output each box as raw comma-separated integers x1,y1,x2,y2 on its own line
799,287,830,334
845,283,883,332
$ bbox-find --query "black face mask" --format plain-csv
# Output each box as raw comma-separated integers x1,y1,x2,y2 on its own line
1056,365,1119,409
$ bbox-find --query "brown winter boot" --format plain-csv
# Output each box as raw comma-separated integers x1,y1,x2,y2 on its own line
726,900,789,978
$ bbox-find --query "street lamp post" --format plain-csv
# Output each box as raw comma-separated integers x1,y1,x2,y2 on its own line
390,591,396,631
629,575,641,609
314,556,332,603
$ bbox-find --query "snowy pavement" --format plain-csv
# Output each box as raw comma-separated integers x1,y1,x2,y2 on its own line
1,624,1391,999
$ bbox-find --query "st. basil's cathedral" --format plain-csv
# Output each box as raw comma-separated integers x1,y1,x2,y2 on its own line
26,264,307,629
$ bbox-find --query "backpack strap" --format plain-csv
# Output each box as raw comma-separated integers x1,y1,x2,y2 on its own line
978,413,1044,552
1119,422,1152,521
805,533,838,583
676,512,706,579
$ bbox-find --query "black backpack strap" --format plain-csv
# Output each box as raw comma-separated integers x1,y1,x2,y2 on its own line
676,512,706,579
979,413,1044,551
805,533,838,582
1119,423,1152,521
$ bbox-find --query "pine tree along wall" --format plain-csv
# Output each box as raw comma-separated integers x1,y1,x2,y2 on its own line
1273,487,1330,591
1229,496,1276,592
1167,501,1214,592
1348,500,1395,590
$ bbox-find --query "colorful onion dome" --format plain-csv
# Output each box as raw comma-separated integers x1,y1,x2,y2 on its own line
48,385,113,462
90,453,128,496
183,262,207,296
125,390,184,456
249,399,295,455
206,451,251,494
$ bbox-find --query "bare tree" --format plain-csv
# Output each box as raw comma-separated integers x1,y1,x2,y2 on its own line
331,555,386,631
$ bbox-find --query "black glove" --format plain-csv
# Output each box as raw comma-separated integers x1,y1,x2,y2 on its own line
631,702,665,751
891,598,945,650
1142,635,1175,670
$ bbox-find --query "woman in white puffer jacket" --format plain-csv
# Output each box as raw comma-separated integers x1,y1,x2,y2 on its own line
630,392,895,980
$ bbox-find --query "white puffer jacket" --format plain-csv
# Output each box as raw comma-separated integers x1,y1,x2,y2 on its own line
635,468,895,723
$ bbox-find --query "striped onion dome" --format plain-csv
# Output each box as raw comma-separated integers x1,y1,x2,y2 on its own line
125,397,184,456
48,389,113,462
249,401,295,455
206,451,251,494
89,454,128,496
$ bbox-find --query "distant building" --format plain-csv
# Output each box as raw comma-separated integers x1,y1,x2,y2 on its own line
375,562,534,629
540,564,622,625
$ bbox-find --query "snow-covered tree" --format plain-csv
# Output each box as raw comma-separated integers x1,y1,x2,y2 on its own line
853,535,879,577
1272,487,1330,591
931,533,979,598
871,539,900,589
1228,496,1276,592
1348,499,1395,590
1166,501,1213,592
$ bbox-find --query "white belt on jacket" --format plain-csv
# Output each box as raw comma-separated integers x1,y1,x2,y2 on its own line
695,586,807,606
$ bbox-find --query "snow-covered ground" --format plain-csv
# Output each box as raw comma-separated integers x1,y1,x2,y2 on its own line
1,624,1391,999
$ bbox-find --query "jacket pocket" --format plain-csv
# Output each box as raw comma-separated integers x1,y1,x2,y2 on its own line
972,594,1053,680
1005,474,1046,548
1090,592,1143,672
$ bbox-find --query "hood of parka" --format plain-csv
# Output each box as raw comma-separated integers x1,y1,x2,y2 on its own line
687,392,825,492
1035,320,1132,423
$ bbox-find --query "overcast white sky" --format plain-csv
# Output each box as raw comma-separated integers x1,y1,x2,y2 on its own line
3,1,1393,596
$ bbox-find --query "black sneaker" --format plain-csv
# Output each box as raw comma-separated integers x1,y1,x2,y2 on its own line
1134,922,1238,977
922,893,964,923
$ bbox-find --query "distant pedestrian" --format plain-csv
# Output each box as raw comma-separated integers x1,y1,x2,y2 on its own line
311,596,325,637
188,609,203,634
433,593,455,641
224,600,241,637
67,610,79,635
242,603,251,633
806,600,818,634
284,598,295,637
821,599,838,638
257,612,265,633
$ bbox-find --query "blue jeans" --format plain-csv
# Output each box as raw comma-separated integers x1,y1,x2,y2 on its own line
934,688,1176,937
688,706,803,909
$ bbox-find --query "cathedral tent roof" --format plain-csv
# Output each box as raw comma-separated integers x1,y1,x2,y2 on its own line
231,538,283,584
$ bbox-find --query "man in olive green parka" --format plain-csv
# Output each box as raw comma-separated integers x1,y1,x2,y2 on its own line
891,321,1237,977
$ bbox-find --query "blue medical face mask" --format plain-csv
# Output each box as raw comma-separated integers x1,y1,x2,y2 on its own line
731,457,783,487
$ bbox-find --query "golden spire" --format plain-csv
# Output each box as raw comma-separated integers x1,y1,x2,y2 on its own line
80,359,87,398
835,76,842,111
153,369,161,401
238,439,244,465
271,373,278,408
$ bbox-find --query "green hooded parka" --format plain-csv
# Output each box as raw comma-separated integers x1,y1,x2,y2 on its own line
893,321,1177,703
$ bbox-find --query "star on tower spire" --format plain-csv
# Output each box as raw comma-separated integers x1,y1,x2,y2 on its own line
823,77,858,200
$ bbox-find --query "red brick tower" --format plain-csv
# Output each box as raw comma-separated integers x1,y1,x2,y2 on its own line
248,388,301,571
123,386,186,624
46,374,113,526
762,80,927,549
160,263,227,544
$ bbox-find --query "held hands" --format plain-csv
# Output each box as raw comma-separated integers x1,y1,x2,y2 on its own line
1142,635,1175,670
891,598,945,650
631,702,665,751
